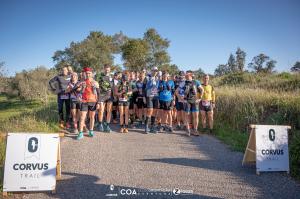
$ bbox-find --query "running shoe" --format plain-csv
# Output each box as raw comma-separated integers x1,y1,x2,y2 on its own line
193,129,199,136
105,123,111,133
144,125,150,134
88,130,94,137
150,126,157,134
73,128,79,134
76,132,84,140
97,123,104,132
158,125,163,133
120,127,124,133
187,129,191,137
124,128,129,133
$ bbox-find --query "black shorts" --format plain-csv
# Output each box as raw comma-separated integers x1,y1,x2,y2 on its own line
129,98,135,110
146,97,159,109
113,100,119,107
200,102,212,112
70,100,80,110
80,102,97,112
119,101,129,106
136,98,146,109
160,100,172,111
184,102,199,113
132,93,138,104
176,101,185,111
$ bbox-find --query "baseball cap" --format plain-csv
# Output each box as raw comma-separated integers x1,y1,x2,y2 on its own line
179,71,185,76
83,67,93,72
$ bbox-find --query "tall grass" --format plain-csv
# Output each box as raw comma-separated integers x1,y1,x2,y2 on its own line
213,85,300,180
215,87,300,130
212,72,300,93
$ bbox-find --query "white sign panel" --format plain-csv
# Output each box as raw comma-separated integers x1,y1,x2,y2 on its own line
3,133,59,192
255,125,289,172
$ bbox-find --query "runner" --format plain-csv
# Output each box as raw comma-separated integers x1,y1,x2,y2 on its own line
175,71,186,130
200,74,215,134
111,72,121,124
129,71,137,127
144,67,160,134
49,65,71,129
76,67,100,140
193,72,203,135
135,70,147,128
96,64,113,133
158,71,175,133
171,74,178,126
115,73,132,133
66,72,81,134
183,70,201,136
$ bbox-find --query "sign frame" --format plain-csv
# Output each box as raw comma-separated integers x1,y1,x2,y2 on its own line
1,132,64,197
242,124,291,175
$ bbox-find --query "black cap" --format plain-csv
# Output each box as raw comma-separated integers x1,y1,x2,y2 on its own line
179,71,185,76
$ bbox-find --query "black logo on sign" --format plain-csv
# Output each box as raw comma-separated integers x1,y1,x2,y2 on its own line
269,129,275,141
28,137,38,153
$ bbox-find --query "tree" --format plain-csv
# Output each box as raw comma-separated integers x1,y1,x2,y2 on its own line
158,64,179,75
236,47,246,72
13,66,56,104
111,64,123,72
248,53,276,73
0,61,8,93
143,28,170,69
291,61,300,72
265,60,276,73
121,39,149,71
112,31,128,54
53,31,117,72
214,64,230,76
227,53,237,72
194,67,205,80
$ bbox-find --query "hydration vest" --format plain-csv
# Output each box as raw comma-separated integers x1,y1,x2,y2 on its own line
184,80,197,103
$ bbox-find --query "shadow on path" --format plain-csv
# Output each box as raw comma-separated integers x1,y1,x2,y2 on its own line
50,172,221,199
141,134,300,199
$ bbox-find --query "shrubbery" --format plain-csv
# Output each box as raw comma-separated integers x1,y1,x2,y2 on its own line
4,66,56,104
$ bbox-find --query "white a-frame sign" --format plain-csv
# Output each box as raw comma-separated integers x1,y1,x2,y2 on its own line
242,125,291,175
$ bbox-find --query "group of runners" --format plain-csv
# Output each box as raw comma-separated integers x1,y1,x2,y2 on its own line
49,64,215,140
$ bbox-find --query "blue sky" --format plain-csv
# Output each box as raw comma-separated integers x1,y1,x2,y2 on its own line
0,0,300,75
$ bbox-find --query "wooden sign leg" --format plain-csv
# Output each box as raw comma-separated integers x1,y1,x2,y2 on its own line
56,141,62,180
242,127,256,166
53,134,63,194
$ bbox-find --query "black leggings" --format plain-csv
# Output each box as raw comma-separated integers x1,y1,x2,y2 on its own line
58,97,70,122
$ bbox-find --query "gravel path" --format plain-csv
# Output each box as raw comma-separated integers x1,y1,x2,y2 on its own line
12,125,300,199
